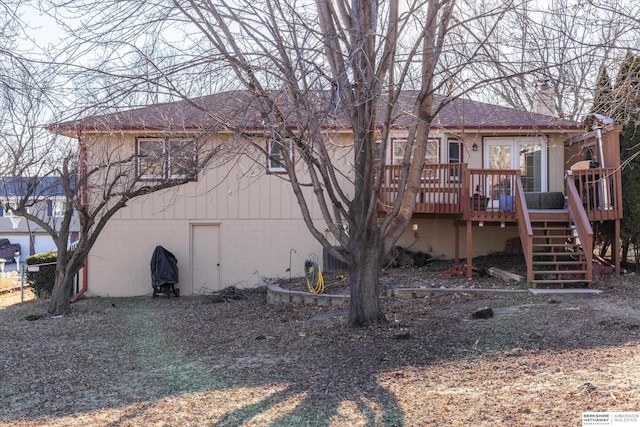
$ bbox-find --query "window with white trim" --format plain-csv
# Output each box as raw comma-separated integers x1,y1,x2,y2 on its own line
268,139,292,173
448,139,462,180
392,138,439,165
392,138,439,181
0,200,29,217
137,137,197,179
138,138,164,179
49,199,66,217
168,139,197,178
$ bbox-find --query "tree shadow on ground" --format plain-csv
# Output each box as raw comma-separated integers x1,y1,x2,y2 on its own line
1,281,640,425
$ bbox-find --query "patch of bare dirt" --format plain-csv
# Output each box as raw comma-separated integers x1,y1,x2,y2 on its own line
1,262,639,426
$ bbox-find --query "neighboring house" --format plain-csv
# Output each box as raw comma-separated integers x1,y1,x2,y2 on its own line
48,88,621,298
0,176,79,262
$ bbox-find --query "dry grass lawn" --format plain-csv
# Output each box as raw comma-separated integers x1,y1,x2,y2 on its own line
1,269,639,426
0,271,21,290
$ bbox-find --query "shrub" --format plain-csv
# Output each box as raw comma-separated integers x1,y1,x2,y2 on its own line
26,251,58,299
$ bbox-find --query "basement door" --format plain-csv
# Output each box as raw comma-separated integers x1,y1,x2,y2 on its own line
191,224,221,294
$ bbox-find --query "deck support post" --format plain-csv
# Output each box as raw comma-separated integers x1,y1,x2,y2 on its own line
466,220,473,277
454,220,460,264
615,219,621,276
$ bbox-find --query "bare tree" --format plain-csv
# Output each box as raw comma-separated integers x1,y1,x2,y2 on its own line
38,0,634,325
37,0,569,325
459,0,639,119
0,59,237,315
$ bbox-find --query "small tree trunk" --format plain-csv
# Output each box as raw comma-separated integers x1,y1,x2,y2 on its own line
348,244,387,327
48,268,74,316
621,238,630,268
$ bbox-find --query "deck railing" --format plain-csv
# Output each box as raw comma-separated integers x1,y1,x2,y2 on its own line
566,174,593,283
514,178,534,283
464,169,520,221
568,167,622,221
379,164,622,223
378,163,466,214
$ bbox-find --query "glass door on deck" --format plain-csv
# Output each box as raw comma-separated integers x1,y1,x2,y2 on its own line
484,141,513,209
518,144,543,192
484,137,547,209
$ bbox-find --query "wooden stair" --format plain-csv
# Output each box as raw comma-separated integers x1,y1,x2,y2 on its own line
528,210,591,288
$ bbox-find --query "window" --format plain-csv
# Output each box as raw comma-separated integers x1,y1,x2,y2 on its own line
392,138,439,165
448,140,461,163
448,139,462,180
374,139,383,162
392,138,439,181
268,140,292,173
426,139,439,165
138,138,164,179
168,139,197,178
48,199,66,217
137,137,197,179
0,200,29,217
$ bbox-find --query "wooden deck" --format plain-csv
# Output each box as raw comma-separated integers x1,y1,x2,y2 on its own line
379,164,622,222
379,164,623,284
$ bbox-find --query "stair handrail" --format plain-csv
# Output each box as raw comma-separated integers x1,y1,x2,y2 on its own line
566,173,593,283
514,178,534,284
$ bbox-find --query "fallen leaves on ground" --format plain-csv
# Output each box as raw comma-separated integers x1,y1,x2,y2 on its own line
1,267,639,426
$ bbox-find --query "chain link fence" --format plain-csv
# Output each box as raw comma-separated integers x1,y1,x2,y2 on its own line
0,261,80,308
0,263,32,308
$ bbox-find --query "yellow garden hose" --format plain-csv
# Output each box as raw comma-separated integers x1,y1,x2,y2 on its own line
305,258,325,294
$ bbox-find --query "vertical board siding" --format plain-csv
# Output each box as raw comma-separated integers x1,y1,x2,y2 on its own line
99,135,328,222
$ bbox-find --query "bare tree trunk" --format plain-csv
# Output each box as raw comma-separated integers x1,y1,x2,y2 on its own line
48,252,73,315
348,240,386,327
621,238,630,268
48,272,74,315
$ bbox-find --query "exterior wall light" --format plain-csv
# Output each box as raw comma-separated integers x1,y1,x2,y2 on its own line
472,142,478,151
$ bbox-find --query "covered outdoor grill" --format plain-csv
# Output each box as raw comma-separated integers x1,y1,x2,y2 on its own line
150,245,179,297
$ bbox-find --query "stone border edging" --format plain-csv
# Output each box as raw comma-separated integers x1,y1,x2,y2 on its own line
266,283,528,306
267,284,349,306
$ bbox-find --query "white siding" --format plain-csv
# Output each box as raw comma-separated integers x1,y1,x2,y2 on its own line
82,130,575,297
86,218,321,297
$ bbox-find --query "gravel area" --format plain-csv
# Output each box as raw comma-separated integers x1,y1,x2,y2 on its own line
1,257,640,426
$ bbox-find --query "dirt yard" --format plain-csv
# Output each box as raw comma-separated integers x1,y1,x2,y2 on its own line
1,263,640,426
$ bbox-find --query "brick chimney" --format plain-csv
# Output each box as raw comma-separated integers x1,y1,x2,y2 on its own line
533,80,557,117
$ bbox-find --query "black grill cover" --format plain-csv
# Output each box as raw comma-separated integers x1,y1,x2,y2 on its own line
150,246,179,289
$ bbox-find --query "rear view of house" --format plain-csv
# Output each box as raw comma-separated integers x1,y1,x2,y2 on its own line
48,90,621,298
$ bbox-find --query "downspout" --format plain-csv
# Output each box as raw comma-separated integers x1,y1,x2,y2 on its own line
71,129,89,303
70,260,88,303
595,126,606,169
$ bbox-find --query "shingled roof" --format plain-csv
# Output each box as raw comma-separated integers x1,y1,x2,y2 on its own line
49,90,581,135
0,176,70,198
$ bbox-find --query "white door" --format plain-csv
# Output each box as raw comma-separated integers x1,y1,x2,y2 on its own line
191,224,220,294
484,137,547,192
